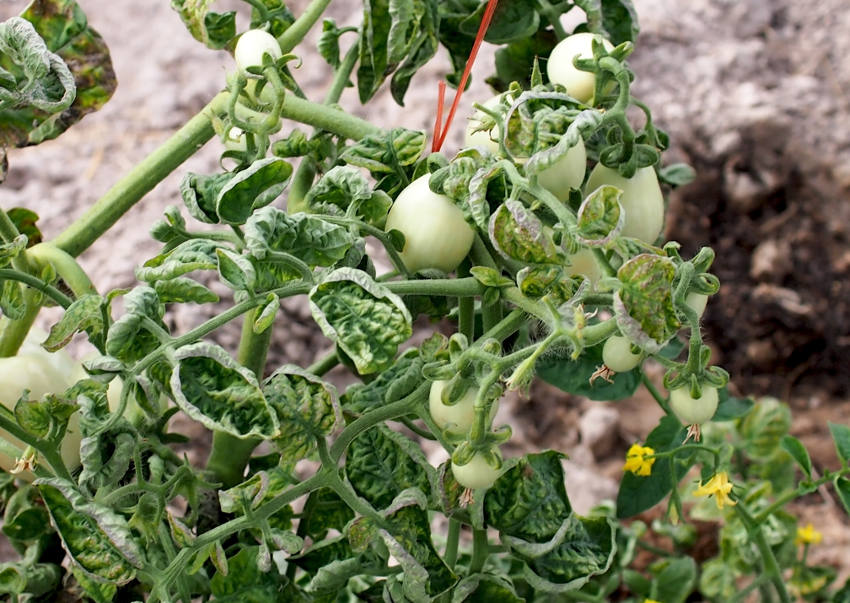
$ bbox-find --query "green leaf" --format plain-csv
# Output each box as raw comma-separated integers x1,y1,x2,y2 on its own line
616,415,688,518
303,166,392,226
376,490,457,598
179,171,232,224
489,200,560,264
537,341,640,401
487,29,558,92
104,286,166,363
153,276,219,304
171,342,279,439
346,425,435,510
210,546,292,601
341,127,425,177
0,234,27,268
253,292,278,334
245,206,354,268
342,348,428,413
216,247,256,292
485,451,572,541
599,0,639,45
317,19,343,68
521,515,616,591
38,478,141,585
170,0,235,48
309,268,412,375
649,557,696,603
739,397,791,461
263,366,339,469
6,207,42,246
0,278,26,319
451,574,524,603
834,476,850,517
3,1,116,147
828,421,850,466
216,157,293,225
14,393,75,438
780,435,812,478
136,238,219,282
2,505,50,541
464,0,539,44
576,185,624,246
712,387,754,421
43,293,104,351
357,0,439,105
658,162,695,188
219,466,294,514
614,254,680,353
299,488,356,541
0,562,60,597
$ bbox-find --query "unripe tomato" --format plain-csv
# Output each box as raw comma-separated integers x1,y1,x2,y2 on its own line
428,380,499,432
234,30,282,78
0,328,83,477
464,95,587,201
384,175,475,273
602,335,642,372
685,292,708,318
584,165,665,244
451,452,501,489
565,247,603,284
0,329,126,480
669,385,719,426
547,33,615,104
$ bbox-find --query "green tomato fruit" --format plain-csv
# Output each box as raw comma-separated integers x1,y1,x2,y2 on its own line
429,380,499,432
685,292,708,318
669,385,719,425
547,33,615,104
535,139,587,201
584,164,665,244
602,335,642,372
565,247,603,285
384,175,475,273
234,30,282,78
0,328,83,478
451,452,501,490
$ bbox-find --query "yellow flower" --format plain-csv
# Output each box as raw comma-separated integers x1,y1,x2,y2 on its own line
795,523,822,546
644,599,663,603
623,443,656,476
692,471,736,509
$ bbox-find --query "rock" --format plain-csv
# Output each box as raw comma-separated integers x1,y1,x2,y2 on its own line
578,406,621,459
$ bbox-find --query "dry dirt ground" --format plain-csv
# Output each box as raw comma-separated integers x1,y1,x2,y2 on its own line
2,0,850,584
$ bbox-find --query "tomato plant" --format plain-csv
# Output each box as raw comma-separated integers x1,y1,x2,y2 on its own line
0,1,843,601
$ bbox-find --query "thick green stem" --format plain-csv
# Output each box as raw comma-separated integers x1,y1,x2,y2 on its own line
469,529,489,573
0,289,40,357
276,0,333,54
734,503,792,603
307,350,339,376
445,518,461,569
384,277,483,298
52,92,228,257
0,269,72,308
288,38,360,214
28,243,97,297
280,95,381,141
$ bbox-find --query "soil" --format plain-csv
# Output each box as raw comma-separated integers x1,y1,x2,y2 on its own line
1,0,850,585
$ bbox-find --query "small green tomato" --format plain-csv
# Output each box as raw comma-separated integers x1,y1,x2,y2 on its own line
451,453,501,490
669,385,719,426
428,380,499,432
565,247,603,284
584,164,665,244
602,335,642,372
234,30,282,78
547,32,615,104
384,175,475,273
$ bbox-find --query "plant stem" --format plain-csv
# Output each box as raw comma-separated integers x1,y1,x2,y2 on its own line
734,502,792,603
287,38,360,214
280,95,381,141
52,92,229,258
276,0,334,54
306,350,339,376
642,373,671,414
384,277,484,298
0,269,72,308
0,289,40,357
469,528,489,573
0,409,71,480
445,518,461,568
28,243,97,297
